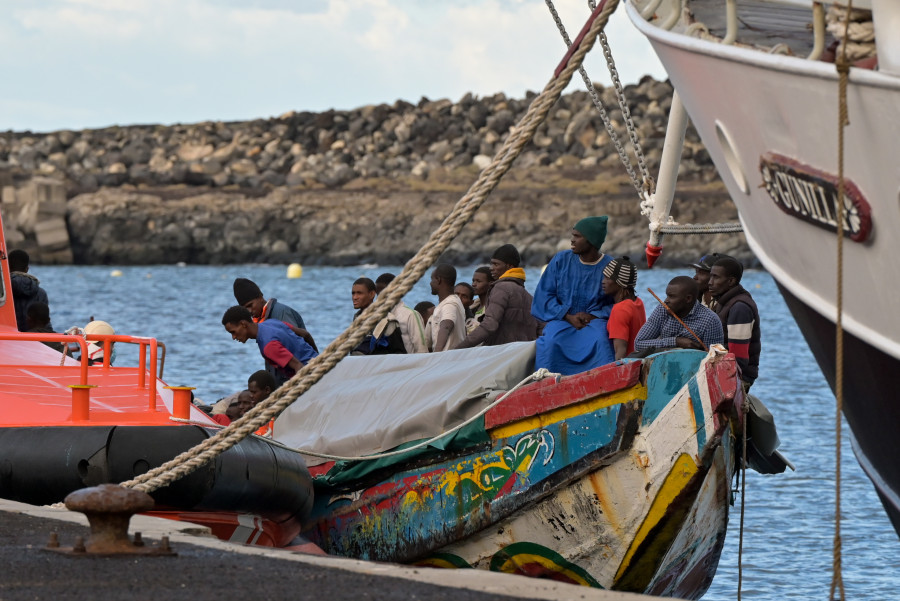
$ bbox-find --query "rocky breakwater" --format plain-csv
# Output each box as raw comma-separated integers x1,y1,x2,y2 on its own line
0,76,750,266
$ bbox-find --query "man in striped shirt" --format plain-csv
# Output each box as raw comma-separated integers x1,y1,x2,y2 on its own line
634,276,723,353
708,257,761,389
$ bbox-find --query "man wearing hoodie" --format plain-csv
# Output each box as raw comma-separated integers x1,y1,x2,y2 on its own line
9,249,50,332
455,244,539,349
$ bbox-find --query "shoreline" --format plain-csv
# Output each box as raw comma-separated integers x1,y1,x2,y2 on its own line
0,76,750,267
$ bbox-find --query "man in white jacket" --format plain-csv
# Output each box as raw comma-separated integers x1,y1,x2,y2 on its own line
375,273,428,354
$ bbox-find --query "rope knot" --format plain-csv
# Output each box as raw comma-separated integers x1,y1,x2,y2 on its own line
835,57,851,76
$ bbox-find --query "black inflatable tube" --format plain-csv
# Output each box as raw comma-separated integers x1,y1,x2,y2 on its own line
0,425,313,525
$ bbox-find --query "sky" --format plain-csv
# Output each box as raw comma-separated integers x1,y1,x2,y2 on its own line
0,0,665,133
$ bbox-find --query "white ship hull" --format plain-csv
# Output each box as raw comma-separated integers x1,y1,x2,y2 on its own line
626,0,900,532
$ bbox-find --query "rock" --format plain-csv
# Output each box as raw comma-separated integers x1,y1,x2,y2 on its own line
177,143,214,162
472,154,491,170
0,75,746,266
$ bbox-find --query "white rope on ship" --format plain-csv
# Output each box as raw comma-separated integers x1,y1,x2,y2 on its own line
659,221,743,235
118,0,623,495
826,4,875,63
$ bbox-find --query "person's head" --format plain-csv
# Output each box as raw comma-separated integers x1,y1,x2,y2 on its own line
237,390,254,416
472,266,494,297
247,370,276,406
225,399,242,421
233,278,265,319
664,276,699,319
375,273,395,295
489,244,521,279
222,305,256,343
601,256,638,298
454,283,475,308
414,301,435,323
26,302,51,329
352,277,376,310
8,249,29,273
708,257,744,298
571,216,608,255
84,320,115,344
84,320,116,360
691,254,716,294
430,264,456,296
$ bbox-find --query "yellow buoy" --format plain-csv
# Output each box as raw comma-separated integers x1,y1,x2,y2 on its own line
110,269,123,277
287,263,303,279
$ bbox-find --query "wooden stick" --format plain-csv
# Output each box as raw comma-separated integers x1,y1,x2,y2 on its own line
646,287,709,352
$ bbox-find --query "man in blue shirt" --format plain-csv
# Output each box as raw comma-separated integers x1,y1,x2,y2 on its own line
531,216,615,375
233,277,317,351
634,276,723,352
222,306,318,386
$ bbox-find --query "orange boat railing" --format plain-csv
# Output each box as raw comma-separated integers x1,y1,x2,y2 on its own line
0,332,166,419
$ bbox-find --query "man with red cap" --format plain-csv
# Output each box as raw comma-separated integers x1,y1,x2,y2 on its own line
531,216,616,375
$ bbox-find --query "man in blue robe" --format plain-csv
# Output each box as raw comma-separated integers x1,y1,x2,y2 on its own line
532,216,615,375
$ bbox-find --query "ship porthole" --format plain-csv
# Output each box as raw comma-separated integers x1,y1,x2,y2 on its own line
715,120,749,194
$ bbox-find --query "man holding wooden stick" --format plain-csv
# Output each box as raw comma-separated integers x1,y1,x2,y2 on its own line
634,276,723,353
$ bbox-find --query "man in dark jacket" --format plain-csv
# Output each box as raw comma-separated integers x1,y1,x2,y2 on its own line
708,257,761,389
455,244,538,348
233,277,317,351
9,249,50,332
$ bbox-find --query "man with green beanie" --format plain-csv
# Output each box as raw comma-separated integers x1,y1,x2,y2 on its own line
531,216,616,375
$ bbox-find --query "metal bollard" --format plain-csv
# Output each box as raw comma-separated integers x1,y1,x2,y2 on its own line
165,386,196,420
68,385,97,421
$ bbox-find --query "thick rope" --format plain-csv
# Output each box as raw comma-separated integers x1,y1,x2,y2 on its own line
544,0,644,197
829,3,852,600
119,0,622,494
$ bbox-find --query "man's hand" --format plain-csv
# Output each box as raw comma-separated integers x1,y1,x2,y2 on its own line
675,336,704,350
565,312,595,330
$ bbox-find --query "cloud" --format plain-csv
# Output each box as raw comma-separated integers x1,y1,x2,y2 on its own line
0,0,665,131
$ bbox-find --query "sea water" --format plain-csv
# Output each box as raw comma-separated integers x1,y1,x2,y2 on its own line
37,264,900,599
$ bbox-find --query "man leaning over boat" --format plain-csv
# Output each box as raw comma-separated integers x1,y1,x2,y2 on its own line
222,306,318,387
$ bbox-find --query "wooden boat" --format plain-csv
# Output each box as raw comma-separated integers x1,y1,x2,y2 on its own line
0,208,314,547
625,0,900,535
273,338,778,598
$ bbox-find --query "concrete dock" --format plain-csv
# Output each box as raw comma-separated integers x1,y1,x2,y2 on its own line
0,499,671,601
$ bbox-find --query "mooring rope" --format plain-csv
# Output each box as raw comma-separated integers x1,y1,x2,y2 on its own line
119,0,622,494
829,3,852,600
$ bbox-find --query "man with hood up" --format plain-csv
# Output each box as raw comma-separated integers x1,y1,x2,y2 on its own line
9,249,50,332
531,216,616,375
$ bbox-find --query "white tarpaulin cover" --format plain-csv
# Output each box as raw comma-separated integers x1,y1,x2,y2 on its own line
273,342,536,465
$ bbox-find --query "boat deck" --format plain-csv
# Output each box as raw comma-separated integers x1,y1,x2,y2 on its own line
690,0,834,57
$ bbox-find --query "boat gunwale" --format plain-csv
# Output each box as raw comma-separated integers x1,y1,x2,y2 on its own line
626,1,900,92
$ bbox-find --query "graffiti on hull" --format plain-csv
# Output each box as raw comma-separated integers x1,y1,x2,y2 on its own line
439,430,555,510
